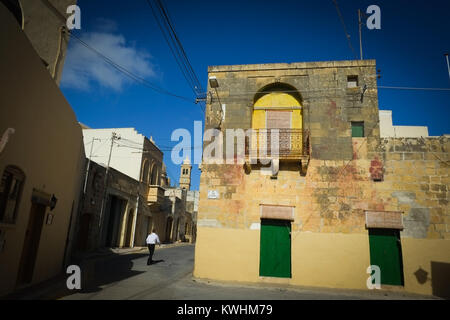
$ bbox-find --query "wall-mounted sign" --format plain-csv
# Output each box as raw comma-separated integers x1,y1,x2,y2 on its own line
208,190,219,199
46,213,54,225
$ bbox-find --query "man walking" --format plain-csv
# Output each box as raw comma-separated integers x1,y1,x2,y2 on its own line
146,229,161,265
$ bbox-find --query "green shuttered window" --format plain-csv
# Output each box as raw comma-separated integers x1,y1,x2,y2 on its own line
351,121,364,137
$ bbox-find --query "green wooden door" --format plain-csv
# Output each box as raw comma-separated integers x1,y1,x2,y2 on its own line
260,219,291,278
369,229,404,286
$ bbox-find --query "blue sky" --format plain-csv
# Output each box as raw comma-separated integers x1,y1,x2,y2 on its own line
61,0,450,191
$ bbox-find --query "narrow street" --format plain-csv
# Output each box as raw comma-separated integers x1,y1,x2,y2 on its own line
59,245,435,300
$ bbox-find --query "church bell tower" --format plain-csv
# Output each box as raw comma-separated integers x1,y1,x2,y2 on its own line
179,157,192,190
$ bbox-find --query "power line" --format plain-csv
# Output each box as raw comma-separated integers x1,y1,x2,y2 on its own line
145,0,205,114
331,0,358,59
378,86,450,91
68,31,196,104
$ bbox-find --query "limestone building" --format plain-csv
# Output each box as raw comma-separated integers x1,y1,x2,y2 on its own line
80,128,168,247
179,157,192,190
73,161,140,253
194,60,450,298
0,0,77,85
0,3,84,296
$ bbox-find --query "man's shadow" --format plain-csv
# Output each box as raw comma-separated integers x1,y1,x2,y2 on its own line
148,259,165,265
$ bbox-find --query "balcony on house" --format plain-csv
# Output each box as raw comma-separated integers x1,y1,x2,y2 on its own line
244,128,310,175
147,185,165,209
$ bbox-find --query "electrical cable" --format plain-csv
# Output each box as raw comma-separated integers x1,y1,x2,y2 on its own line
68,31,196,104
331,0,358,59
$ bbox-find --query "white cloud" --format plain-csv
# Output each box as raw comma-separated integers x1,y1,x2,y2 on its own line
61,28,156,91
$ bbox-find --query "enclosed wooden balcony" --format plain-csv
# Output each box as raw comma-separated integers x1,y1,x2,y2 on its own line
147,185,165,209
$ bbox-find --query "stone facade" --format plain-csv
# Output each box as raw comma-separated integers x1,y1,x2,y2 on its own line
0,4,84,296
73,161,141,253
194,60,450,297
3,0,78,84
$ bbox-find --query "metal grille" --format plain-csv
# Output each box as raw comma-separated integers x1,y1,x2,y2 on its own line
245,129,310,159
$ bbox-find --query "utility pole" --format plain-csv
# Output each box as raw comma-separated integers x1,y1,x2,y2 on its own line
83,137,100,193
98,132,121,227
358,9,363,60
445,53,450,81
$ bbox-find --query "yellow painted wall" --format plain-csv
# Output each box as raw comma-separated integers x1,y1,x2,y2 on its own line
401,238,450,296
194,227,371,290
252,92,302,130
194,227,450,295
194,227,260,282
0,5,85,296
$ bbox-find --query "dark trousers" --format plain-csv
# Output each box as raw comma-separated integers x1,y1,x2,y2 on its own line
147,244,155,265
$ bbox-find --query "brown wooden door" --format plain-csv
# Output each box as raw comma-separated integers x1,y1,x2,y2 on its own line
17,203,46,285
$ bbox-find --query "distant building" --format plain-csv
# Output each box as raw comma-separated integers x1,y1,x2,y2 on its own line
160,162,197,243
179,157,192,190
379,110,429,138
74,161,140,252
80,128,168,248
0,3,84,296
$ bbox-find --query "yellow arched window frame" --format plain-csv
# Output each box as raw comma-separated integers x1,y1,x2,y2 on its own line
251,92,303,158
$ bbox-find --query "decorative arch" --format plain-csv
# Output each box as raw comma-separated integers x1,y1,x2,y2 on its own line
252,82,303,130
141,159,150,184
253,82,303,106
150,162,158,185
251,82,305,159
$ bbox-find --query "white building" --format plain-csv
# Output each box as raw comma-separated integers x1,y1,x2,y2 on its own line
81,127,168,247
379,110,429,138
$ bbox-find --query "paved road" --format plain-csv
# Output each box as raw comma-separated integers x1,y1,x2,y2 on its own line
60,245,434,300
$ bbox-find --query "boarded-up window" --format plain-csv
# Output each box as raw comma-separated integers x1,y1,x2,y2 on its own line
266,111,291,129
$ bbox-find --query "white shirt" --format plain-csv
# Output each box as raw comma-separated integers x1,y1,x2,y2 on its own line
146,233,160,245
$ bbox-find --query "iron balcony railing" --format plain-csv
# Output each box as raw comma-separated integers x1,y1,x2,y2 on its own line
245,128,310,160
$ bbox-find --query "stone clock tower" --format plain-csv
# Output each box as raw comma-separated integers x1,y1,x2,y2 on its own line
179,157,192,190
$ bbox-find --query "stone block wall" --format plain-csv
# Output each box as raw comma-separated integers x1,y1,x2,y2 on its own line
205,60,380,161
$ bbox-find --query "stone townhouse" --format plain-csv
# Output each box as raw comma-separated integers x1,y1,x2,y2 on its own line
81,128,168,248
194,60,450,298
0,1,84,296
73,160,140,254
